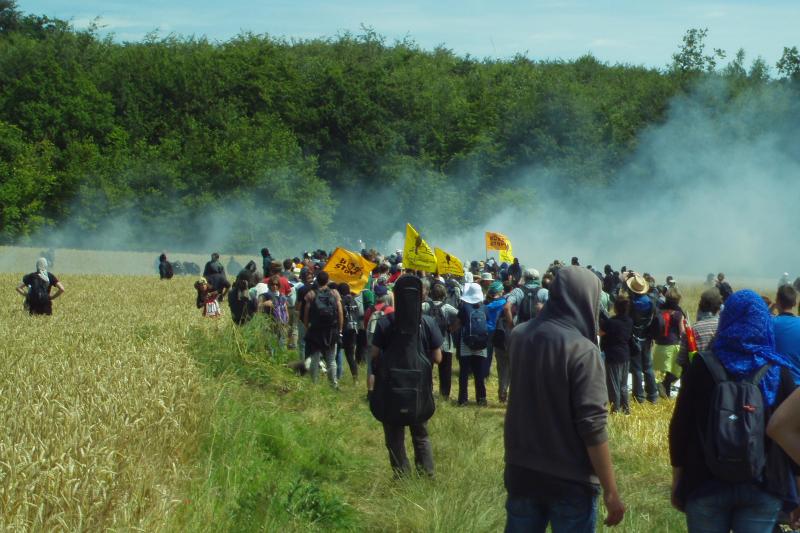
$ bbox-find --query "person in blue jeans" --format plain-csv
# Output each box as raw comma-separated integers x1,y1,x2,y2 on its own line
504,267,625,532
669,290,800,533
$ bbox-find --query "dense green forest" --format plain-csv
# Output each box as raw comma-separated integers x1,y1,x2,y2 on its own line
0,1,798,252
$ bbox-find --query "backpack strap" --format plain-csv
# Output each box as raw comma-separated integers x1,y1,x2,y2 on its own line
699,351,729,384
750,364,772,386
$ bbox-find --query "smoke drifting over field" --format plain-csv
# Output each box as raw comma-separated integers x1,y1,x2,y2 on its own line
413,79,800,280
6,79,800,281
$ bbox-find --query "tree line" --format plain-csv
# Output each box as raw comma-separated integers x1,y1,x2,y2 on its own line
1,1,798,251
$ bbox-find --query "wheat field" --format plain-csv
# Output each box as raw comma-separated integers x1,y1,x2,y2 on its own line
0,251,775,532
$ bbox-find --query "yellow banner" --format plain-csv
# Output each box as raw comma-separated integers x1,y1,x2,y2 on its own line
435,248,464,277
323,247,377,293
403,223,438,273
485,231,511,252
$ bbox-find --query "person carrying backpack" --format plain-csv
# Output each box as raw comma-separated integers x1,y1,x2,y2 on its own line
669,290,799,532
503,269,541,331
16,258,65,315
303,271,344,388
652,288,686,398
369,275,443,477
339,283,360,382
423,282,458,400
456,282,489,406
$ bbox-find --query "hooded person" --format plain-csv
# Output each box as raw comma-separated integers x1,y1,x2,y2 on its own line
669,290,800,530
368,275,443,477
16,258,65,315
203,252,225,278
504,266,625,530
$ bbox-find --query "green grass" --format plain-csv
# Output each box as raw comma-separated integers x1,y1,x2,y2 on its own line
174,314,687,532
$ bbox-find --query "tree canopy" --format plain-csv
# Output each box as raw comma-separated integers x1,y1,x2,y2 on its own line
0,2,796,252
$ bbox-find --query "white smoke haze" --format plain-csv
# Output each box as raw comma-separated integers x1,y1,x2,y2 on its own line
409,79,800,286
3,78,798,286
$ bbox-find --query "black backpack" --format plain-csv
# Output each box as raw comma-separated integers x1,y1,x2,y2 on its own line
699,351,771,483
342,294,359,333
463,302,488,350
312,289,338,328
27,275,50,308
426,300,448,337
370,276,435,426
516,286,539,324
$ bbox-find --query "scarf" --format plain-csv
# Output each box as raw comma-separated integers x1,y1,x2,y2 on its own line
36,257,49,283
711,289,799,406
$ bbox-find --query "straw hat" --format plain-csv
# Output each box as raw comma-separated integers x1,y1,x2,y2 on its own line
480,272,494,282
461,282,484,304
625,274,649,295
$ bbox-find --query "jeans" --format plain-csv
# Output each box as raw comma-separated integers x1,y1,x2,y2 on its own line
606,359,630,412
438,351,453,398
310,345,337,386
505,493,598,533
458,355,486,404
382,422,434,476
630,337,658,403
685,483,781,532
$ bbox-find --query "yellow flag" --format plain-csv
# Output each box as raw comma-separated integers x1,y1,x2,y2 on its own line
485,231,511,251
323,247,377,293
403,223,438,273
499,244,514,264
435,247,464,277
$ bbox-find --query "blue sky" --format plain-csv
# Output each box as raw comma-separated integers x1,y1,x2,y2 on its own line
20,1,800,70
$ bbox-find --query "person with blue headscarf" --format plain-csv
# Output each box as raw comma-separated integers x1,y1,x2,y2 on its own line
669,290,800,532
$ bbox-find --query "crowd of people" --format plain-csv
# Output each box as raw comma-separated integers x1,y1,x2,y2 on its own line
16,245,800,532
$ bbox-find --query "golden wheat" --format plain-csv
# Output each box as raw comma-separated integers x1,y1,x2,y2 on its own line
0,273,209,531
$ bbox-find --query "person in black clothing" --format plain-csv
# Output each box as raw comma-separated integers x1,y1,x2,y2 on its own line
370,275,442,477
602,265,616,295
716,272,734,302
261,248,273,277
205,271,231,303
157,253,173,279
203,252,225,278
508,258,522,285
228,268,258,324
338,283,359,382
601,297,634,414
16,258,65,315
669,290,798,531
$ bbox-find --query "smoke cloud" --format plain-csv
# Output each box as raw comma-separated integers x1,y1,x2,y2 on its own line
5,78,799,285
410,79,800,284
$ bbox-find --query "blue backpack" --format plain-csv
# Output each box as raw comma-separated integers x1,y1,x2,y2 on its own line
463,303,488,350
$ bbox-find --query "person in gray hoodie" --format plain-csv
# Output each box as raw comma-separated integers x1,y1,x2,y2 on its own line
504,266,625,532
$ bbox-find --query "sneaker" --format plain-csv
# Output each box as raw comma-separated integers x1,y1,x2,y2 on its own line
477,398,488,407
